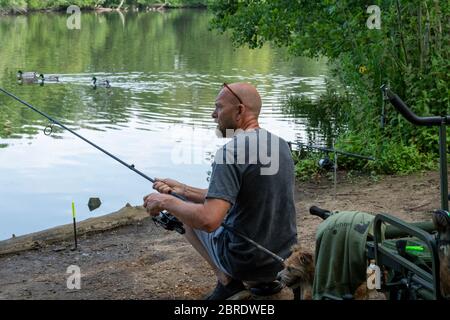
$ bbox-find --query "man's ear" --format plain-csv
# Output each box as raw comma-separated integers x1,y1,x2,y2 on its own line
236,104,245,120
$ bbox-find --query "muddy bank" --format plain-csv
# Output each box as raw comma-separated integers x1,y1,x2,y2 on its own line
0,170,444,300
0,204,147,256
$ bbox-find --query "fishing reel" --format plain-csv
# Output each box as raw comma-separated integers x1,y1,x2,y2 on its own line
152,210,185,235
318,155,334,171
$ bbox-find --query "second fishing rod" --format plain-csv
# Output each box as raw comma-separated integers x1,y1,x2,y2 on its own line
0,87,285,265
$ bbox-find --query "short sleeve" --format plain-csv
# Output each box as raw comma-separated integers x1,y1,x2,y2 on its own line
206,160,241,206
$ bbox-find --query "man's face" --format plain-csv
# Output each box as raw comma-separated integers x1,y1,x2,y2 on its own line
212,91,239,138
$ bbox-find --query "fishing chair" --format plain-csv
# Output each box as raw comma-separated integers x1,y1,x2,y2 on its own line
302,86,449,300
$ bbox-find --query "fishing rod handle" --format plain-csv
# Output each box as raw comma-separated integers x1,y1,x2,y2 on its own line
309,206,332,220
170,191,187,202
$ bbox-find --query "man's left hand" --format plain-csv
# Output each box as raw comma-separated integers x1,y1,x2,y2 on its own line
143,193,170,216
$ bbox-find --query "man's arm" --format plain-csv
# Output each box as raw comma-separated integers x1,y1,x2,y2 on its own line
144,194,230,233
183,185,208,203
152,178,207,203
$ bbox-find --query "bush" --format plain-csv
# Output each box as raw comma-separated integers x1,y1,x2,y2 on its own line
293,152,324,182
211,1,449,179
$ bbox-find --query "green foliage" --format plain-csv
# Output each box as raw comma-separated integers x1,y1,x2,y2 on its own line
367,141,436,174
335,131,437,174
292,152,324,182
0,0,26,13
0,0,209,12
211,0,449,178
283,82,350,146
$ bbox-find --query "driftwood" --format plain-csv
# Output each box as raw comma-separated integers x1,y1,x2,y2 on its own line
0,204,148,256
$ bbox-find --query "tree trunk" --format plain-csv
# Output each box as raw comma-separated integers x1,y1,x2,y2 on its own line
117,0,125,11
395,0,409,66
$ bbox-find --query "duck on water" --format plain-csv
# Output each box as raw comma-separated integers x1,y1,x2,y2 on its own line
92,76,111,89
17,71,59,85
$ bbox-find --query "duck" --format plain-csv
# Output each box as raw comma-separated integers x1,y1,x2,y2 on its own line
17,71,60,84
17,70,40,83
37,74,45,85
92,76,111,89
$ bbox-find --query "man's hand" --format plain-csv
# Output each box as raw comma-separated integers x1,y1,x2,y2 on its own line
143,193,171,216
152,178,186,196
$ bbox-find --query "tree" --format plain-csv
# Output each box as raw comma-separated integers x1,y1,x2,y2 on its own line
210,0,449,167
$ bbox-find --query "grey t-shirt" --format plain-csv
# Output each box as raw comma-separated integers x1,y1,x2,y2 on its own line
206,128,297,281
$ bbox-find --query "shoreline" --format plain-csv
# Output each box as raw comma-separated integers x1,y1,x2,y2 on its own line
0,170,441,256
0,4,207,16
0,204,148,257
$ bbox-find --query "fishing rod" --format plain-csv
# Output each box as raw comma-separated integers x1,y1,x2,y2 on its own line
288,140,375,199
288,141,375,161
0,87,285,265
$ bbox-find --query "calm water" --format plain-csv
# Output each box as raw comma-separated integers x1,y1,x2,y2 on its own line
0,10,328,240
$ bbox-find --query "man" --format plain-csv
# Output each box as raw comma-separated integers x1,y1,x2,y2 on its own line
143,82,297,300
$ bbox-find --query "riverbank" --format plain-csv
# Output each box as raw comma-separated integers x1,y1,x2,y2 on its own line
0,1,207,15
0,170,442,300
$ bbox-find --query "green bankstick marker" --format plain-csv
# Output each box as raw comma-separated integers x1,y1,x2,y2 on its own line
72,201,78,250
406,246,424,252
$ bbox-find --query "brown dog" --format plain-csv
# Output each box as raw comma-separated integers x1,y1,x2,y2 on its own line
278,244,385,300
277,244,315,299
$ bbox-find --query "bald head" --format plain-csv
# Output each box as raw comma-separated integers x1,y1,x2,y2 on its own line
219,82,262,117
213,82,262,137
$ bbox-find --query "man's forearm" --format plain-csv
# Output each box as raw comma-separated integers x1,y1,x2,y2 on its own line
161,196,211,231
147,192,230,232
183,185,207,203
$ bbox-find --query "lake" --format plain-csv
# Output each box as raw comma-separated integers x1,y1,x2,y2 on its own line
0,9,328,240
